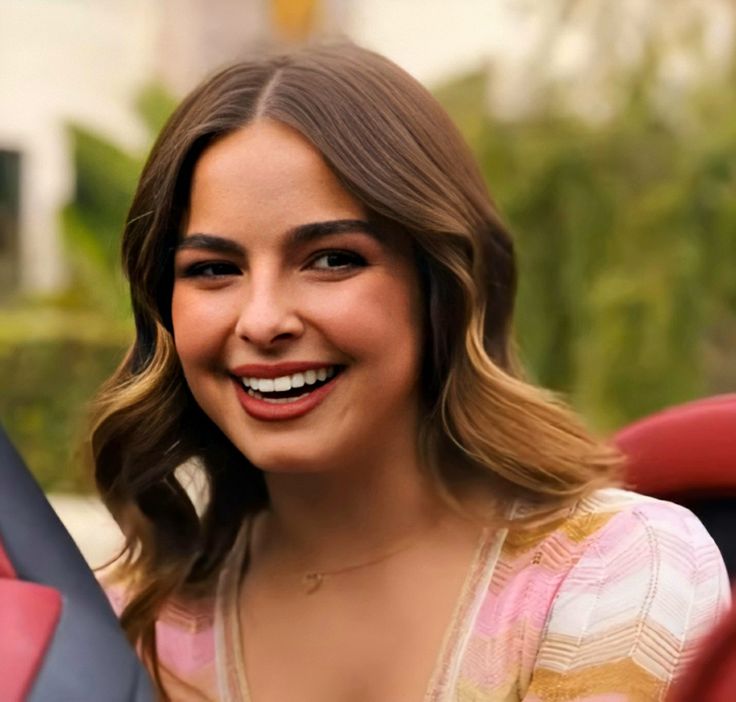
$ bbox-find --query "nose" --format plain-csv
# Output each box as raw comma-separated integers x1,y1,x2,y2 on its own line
234,273,304,348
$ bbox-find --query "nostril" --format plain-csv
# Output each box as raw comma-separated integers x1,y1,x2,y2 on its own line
234,309,304,345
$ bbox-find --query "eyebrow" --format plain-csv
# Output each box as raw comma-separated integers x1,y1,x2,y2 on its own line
176,219,380,255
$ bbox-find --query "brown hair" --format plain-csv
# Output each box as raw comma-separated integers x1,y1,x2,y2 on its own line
90,42,620,692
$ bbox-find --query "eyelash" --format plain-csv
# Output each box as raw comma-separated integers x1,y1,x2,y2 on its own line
308,250,367,272
182,261,240,278
180,250,367,279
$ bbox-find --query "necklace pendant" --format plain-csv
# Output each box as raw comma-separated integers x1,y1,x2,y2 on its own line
302,572,325,594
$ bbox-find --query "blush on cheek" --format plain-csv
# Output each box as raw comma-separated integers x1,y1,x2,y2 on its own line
171,290,231,361
172,326,206,367
347,294,421,347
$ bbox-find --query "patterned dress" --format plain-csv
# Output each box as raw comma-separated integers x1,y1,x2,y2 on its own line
109,489,731,701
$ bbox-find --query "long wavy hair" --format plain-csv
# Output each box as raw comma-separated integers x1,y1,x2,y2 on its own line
91,42,620,690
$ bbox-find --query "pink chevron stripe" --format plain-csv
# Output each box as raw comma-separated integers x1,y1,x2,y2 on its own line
156,618,216,676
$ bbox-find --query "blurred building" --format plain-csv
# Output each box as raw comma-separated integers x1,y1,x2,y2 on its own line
0,0,544,298
0,0,342,296
1,1,153,294
156,0,349,93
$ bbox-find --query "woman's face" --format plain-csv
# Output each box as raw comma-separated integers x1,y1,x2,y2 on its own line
171,120,423,474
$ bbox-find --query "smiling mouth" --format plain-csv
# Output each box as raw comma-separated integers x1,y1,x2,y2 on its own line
238,365,344,404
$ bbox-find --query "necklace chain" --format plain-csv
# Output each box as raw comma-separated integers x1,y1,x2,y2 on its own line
300,530,429,594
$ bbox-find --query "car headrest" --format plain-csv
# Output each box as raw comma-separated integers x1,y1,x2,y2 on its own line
614,394,736,498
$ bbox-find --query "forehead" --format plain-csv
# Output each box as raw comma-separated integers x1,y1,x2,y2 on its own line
194,120,321,184
182,119,417,264
187,120,365,233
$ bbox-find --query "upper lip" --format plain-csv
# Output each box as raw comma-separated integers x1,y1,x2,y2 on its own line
230,362,341,379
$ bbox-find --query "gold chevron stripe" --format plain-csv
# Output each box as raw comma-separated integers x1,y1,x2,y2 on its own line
527,658,666,701
503,509,618,556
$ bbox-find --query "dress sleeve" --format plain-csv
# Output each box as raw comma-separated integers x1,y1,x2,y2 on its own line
523,500,731,702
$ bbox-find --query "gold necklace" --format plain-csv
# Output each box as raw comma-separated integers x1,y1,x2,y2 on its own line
300,530,430,594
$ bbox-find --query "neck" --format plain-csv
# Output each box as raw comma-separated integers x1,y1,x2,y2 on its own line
255,449,449,571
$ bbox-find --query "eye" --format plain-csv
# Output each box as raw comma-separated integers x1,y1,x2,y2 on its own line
309,250,367,272
182,261,241,278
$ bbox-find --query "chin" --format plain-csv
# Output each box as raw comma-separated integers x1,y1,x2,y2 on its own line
238,443,332,475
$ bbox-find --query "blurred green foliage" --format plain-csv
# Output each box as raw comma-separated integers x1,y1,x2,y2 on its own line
0,83,176,491
59,127,138,316
0,332,126,492
60,81,178,316
436,52,736,429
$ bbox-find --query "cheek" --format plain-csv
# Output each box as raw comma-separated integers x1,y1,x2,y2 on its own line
170,287,231,368
312,275,422,370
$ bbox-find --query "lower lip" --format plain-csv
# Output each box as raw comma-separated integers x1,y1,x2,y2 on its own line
233,374,341,421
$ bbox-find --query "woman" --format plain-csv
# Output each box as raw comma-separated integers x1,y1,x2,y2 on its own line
93,43,729,701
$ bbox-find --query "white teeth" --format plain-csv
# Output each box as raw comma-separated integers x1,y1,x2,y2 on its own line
273,376,291,392
262,393,309,404
240,366,338,395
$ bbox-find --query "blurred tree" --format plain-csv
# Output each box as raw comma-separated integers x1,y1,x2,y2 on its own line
59,127,139,316
59,82,178,317
435,6,736,430
0,82,177,490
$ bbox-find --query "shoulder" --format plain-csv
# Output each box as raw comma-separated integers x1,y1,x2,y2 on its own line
481,488,720,630
154,595,218,683
500,487,727,581
467,489,730,698
530,488,730,637
99,573,218,684
519,489,730,698
97,567,129,618
563,488,728,607
501,487,730,625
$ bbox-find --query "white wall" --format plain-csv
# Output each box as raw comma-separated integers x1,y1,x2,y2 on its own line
347,0,523,86
0,0,156,292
